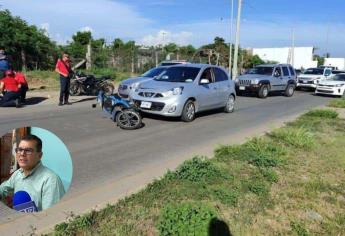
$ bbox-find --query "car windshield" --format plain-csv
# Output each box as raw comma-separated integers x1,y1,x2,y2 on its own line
141,67,166,78
303,68,324,75
248,67,273,75
332,74,345,81
154,67,201,83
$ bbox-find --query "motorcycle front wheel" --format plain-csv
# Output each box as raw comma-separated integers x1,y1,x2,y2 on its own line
102,82,114,96
116,109,142,130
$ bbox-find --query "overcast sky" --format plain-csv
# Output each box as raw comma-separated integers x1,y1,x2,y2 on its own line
1,0,345,57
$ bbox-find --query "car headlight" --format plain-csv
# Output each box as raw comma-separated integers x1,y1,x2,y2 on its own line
131,82,140,90
335,84,344,87
162,87,184,97
235,78,239,83
251,79,259,85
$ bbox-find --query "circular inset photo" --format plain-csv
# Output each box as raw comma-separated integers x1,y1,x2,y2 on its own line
0,127,73,212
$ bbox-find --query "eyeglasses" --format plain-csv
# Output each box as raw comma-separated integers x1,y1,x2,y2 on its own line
15,147,35,155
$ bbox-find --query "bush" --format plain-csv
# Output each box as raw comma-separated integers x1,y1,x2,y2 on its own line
173,157,223,182
260,168,279,183
157,202,217,236
270,127,314,149
304,109,338,119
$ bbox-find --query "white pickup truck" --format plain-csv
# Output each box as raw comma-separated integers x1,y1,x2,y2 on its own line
296,67,333,89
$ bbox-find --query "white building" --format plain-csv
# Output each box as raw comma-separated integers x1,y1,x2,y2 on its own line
323,58,345,70
252,47,318,70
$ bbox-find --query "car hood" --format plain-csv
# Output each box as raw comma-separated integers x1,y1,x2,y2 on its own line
121,76,152,86
298,74,323,80
138,80,187,92
319,80,345,86
237,74,271,80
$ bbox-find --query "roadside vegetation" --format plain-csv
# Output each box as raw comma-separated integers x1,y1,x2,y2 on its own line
329,97,345,108
25,69,134,91
51,108,345,236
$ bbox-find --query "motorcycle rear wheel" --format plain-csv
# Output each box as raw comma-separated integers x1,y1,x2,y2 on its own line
116,109,142,130
70,81,81,96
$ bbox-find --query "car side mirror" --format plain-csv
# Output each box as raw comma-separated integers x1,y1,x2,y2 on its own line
200,79,210,84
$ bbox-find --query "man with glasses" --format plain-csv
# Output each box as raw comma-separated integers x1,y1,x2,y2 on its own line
0,135,65,211
55,53,73,106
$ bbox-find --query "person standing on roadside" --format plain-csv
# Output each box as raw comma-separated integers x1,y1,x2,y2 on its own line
55,53,72,106
0,49,10,79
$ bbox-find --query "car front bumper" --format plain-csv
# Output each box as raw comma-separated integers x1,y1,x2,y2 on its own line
131,94,186,117
315,86,344,96
235,84,261,93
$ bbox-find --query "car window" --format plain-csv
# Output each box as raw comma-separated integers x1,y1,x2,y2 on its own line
248,66,273,75
141,67,166,78
213,68,228,82
273,67,282,77
200,68,213,83
154,67,201,83
333,74,345,81
324,69,332,76
303,68,323,75
282,66,289,76
288,66,295,76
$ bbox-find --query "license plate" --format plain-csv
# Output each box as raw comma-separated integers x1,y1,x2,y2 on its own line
302,81,307,84
239,86,245,90
140,101,152,109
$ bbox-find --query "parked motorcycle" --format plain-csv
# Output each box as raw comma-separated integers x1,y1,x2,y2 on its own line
69,71,114,96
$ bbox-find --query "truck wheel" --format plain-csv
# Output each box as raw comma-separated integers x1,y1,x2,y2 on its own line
258,85,269,98
181,100,195,122
224,95,235,113
284,84,295,97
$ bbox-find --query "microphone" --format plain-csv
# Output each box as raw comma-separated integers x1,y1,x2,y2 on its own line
13,191,38,213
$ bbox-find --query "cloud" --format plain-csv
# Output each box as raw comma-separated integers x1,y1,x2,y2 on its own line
79,26,93,33
140,30,193,46
1,0,154,43
39,23,50,36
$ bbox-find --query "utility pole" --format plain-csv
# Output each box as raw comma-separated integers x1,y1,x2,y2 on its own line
229,0,234,76
232,0,242,80
86,42,92,69
291,28,295,67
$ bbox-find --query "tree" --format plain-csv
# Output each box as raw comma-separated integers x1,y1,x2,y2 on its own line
314,55,325,67
0,10,58,70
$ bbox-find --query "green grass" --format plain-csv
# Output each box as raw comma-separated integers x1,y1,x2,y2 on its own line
50,109,345,236
329,98,345,108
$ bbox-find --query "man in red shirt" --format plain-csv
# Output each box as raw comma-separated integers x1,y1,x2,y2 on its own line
0,70,21,107
14,71,29,103
55,53,72,106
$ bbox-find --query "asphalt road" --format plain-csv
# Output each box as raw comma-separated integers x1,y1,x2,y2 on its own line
0,91,334,234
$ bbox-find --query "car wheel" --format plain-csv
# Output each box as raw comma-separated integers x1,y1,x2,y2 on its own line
258,85,269,98
181,100,195,122
224,95,235,113
284,84,295,97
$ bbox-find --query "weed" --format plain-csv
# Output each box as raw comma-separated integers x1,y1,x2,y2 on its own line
290,221,309,236
173,156,224,182
269,127,314,149
304,109,338,119
328,98,345,108
210,187,240,206
157,202,217,236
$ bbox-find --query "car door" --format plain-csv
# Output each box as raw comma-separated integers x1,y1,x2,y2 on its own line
195,67,217,111
281,66,292,89
213,67,230,107
271,66,284,91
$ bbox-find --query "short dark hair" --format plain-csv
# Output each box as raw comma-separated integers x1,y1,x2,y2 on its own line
20,135,42,152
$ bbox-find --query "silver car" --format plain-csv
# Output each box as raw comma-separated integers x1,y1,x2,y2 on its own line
118,66,168,99
131,64,236,122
